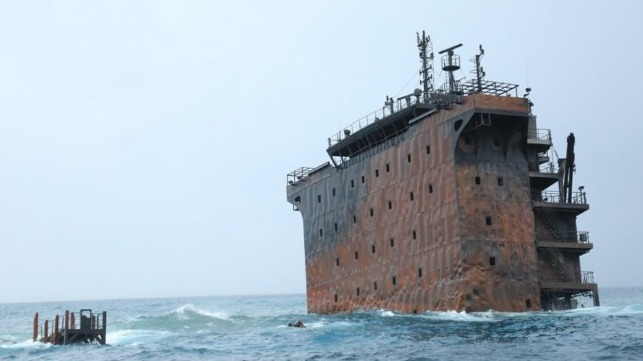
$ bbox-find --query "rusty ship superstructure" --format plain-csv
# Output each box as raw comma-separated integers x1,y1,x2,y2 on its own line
286,32,599,314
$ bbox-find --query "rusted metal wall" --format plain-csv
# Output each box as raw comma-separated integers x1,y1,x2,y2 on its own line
287,95,539,313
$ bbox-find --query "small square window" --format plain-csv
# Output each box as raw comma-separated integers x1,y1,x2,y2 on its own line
334,294,338,303
319,229,323,237
375,169,379,177
370,208,374,217
351,180,355,188
486,216,492,226
332,188,336,196
388,201,392,210
412,230,417,240
429,184,433,193
497,177,504,186
371,245,376,253
336,258,340,266
489,257,496,266
353,215,357,224
426,145,431,154
361,176,365,184
390,238,395,247
386,163,390,173
318,194,322,202
407,154,412,163
410,192,414,201
374,281,378,290
334,223,338,231
356,287,360,296
354,251,359,260
392,276,397,286
418,268,423,278
475,176,481,185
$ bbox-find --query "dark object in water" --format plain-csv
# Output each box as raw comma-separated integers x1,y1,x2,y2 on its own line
288,320,305,328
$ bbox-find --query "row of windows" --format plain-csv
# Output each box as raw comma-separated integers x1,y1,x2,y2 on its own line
320,214,495,239
331,271,420,301
317,175,504,204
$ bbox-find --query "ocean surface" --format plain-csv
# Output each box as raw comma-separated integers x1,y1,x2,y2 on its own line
1,287,641,360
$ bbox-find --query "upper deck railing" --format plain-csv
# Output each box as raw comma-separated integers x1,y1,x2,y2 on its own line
327,94,423,148
287,167,315,185
327,79,520,150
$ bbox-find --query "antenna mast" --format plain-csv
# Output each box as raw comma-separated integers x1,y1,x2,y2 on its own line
471,45,486,93
416,31,434,102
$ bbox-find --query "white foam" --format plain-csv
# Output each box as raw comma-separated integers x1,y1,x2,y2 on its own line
0,338,50,349
107,329,174,346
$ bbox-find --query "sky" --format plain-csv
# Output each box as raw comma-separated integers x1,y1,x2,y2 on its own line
0,1,641,303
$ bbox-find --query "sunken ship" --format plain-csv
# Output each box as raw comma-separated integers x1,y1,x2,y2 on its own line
286,32,599,314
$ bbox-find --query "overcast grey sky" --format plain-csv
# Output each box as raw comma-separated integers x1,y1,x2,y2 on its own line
0,1,641,303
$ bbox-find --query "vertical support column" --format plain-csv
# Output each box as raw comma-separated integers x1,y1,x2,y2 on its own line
33,313,39,342
54,315,59,345
71,312,75,329
44,320,49,343
101,311,107,345
63,311,69,345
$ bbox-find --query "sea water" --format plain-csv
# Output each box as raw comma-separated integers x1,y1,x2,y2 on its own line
1,287,641,360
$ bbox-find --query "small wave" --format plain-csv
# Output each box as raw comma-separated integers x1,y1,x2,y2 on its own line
114,304,234,333
173,304,229,321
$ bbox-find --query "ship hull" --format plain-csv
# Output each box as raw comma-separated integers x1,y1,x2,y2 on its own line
288,95,547,313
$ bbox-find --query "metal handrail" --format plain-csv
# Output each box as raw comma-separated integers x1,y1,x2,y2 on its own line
538,162,557,174
533,191,588,205
528,128,551,141
582,271,595,284
536,230,590,243
327,95,422,148
287,167,315,185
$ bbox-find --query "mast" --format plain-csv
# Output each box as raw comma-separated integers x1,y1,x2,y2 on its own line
472,45,485,93
416,31,434,102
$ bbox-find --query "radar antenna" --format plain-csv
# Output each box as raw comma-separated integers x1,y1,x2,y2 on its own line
471,45,486,93
439,43,463,94
416,31,434,102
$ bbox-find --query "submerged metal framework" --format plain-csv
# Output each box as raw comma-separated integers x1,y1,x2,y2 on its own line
33,309,107,345
287,33,598,314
